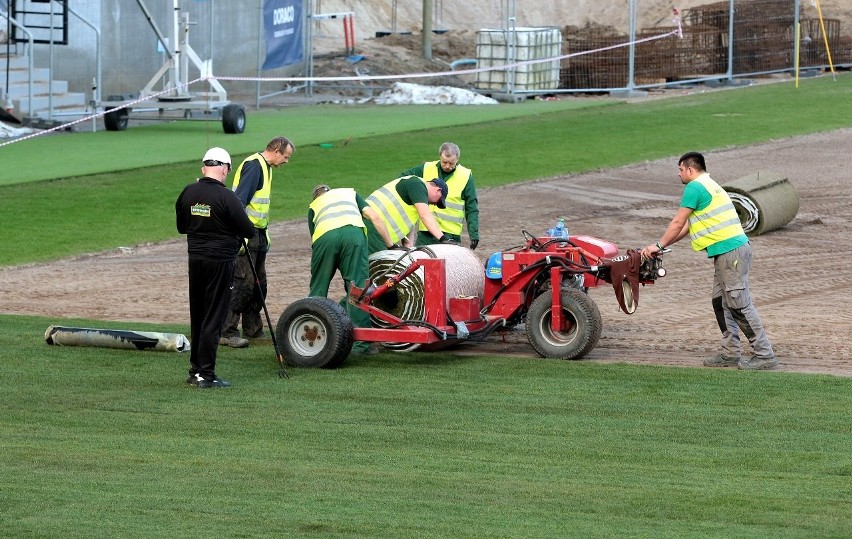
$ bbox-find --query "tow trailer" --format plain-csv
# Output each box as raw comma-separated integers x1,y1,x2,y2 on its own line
99,0,246,134
277,231,668,368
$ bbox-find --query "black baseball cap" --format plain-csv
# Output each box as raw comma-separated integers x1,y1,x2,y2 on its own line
429,179,448,209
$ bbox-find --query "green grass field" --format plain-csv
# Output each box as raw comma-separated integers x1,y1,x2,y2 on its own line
2,74,852,537
2,75,851,266
2,315,851,538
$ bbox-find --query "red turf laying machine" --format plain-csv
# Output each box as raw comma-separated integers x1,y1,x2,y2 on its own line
276,230,668,368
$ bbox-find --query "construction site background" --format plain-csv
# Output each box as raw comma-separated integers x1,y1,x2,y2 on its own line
1,0,850,117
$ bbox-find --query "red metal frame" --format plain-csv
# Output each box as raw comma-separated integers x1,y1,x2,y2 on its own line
350,258,484,345
348,235,621,346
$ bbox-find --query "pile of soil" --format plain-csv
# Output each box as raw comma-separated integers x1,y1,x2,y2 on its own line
310,30,480,94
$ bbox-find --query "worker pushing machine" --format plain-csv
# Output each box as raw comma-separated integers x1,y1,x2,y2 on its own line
363,175,457,254
400,142,480,250
640,151,777,371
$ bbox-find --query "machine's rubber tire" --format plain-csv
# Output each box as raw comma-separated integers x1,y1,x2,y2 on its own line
526,288,602,360
104,107,129,131
276,297,353,368
222,104,246,134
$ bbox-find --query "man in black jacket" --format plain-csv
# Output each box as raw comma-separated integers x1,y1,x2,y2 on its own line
175,147,256,388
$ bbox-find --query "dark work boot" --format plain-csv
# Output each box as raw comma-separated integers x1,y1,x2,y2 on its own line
703,354,740,367
738,356,779,370
218,336,249,348
197,376,232,388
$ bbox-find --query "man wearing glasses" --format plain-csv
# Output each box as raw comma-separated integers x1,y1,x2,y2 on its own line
176,147,255,388
220,136,295,348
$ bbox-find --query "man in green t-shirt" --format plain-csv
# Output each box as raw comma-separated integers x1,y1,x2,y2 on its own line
641,152,777,371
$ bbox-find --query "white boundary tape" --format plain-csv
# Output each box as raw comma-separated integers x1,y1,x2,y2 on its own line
0,23,681,147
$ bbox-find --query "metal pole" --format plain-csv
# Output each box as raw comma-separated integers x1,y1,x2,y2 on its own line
726,0,734,80
793,0,800,81
48,0,55,120
2,9,35,117
209,0,214,80
134,0,175,59
171,0,180,95
306,0,314,96
505,0,516,95
814,0,837,78
242,238,289,379
256,0,262,107
422,0,432,60
63,2,102,131
627,0,637,91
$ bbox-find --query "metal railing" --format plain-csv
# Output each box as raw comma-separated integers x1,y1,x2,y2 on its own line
1,4,33,116
1,0,99,123
547,0,849,96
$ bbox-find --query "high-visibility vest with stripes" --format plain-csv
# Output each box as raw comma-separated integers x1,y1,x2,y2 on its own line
418,161,471,235
310,188,366,243
687,174,745,252
232,153,271,229
366,177,420,244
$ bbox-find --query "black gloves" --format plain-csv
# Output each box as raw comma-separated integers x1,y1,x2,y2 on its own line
469,239,479,250
438,235,459,245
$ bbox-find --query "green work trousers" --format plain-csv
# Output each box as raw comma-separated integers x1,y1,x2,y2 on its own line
364,220,391,255
309,225,371,335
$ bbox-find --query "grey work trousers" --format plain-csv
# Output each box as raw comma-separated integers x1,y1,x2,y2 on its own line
712,242,775,360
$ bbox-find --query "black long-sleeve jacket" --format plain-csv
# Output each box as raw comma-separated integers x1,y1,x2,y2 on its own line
175,177,256,262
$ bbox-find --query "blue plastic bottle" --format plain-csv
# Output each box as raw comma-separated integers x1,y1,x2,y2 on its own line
554,217,568,239
545,217,568,239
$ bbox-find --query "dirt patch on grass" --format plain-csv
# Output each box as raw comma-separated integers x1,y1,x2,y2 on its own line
3,128,851,376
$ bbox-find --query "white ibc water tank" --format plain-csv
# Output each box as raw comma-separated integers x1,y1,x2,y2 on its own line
475,27,563,91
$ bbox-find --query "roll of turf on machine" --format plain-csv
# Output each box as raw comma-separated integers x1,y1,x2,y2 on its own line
368,244,484,351
45,326,190,352
722,170,799,236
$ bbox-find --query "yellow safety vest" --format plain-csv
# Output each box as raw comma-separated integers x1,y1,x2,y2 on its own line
366,177,421,244
688,174,745,252
232,153,271,228
419,161,471,235
310,188,366,243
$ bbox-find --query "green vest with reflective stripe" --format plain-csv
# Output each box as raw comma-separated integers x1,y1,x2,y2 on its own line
366,177,420,244
310,188,366,243
688,174,745,252
232,153,271,228
419,161,470,235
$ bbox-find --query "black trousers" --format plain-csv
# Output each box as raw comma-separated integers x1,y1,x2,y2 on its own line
223,228,267,338
188,258,236,380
